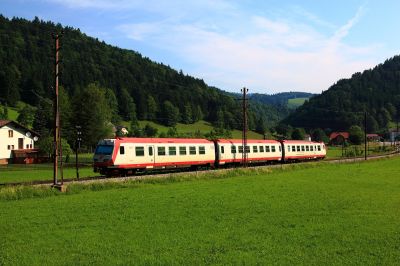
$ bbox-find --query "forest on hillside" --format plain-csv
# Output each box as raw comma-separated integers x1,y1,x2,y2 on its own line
283,56,400,134
0,15,288,148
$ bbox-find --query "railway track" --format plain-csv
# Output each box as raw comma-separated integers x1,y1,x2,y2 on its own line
1,152,399,187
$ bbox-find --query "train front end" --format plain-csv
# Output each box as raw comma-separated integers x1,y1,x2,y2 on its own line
93,139,116,175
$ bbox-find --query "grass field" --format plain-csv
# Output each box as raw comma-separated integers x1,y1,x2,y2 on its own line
0,104,19,121
287,97,308,109
137,120,263,139
1,157,399,264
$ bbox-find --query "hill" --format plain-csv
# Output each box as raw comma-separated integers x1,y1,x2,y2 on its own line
249,92,316,107
283,56,400,132
0,15,283,146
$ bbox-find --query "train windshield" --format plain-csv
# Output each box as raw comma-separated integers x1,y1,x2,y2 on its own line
95,145,114,155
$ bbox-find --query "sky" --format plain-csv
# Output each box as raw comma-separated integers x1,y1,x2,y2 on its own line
1,0,400,94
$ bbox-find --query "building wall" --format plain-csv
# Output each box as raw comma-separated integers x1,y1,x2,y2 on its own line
0,124,35,160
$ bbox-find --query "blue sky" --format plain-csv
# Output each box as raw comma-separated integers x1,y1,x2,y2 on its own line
1,0,400,94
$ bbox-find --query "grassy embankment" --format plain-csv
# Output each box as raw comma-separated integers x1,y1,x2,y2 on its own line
0,157,399,264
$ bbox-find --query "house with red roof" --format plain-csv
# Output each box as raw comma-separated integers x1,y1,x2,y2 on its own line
329,132,349,145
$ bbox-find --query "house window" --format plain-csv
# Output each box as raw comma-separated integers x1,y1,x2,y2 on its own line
7,145,11,150
26,144,29,149
8,130,13,138
135,146,144,156
11,145,14,150
199,146,205,155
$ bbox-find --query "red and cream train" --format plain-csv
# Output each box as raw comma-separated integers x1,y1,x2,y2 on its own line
93,138,326,176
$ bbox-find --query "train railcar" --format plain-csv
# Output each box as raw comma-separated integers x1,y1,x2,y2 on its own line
93,138,215,175
281,140,326,161
215,139,282,166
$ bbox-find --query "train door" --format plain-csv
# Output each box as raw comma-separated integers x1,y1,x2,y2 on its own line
147,145,155,168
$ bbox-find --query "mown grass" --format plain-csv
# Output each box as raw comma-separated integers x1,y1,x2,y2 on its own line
0,164,95,184
0,157,399,264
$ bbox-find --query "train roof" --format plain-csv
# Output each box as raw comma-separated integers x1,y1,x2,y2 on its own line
281,140,324,144
216,139,280,144
114,138,214,144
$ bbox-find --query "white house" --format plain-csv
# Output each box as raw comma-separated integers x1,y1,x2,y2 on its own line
0,120,40,164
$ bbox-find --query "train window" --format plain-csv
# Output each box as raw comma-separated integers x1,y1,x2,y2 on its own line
279,146,281,152
189,146,196,155
135,146,145,156
297,146,300,152
301,146,305,151
253,146,258,153
265,146,270,152
318,145,321,151
259,146,264,152
231,145,236,154
271,146,276,152
221,146,225,154
179,146,187,155
120,146,125,155
199,146,206,154
149,147,153,156
158,147,166,156
310,146,314,151
306,146,309,152
169,146,176,156
292,146,295,152
238,146,243,153
287,146,290,152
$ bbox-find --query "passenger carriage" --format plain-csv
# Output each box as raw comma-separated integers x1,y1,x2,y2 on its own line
281,140,326,161
94,138,215,175
215,139,283,166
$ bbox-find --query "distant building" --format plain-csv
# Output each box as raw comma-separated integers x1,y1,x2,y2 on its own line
0,120,40,164
389,130,400,142
329,132,349,145
366,134,381,142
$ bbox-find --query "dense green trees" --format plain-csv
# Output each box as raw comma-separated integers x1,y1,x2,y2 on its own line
284,56,400,133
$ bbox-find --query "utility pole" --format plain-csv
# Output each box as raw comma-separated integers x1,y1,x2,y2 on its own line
364,111,367,160
241,87,248,167
76,125,82,179
52,32,63,188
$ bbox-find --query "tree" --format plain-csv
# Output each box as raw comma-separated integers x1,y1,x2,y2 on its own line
275,123,293,139
32,99,52,137
255,116,267,135
182,104,193,124
104,88,120,123
291,128,305,140
0,105,8,119
72,83,113,148
311,128,329,143
161,100,180,126
17,104,36,127
37,136,72,160
146,95,157,121
143,124,158,137
348,125,364,145
117,87,137,122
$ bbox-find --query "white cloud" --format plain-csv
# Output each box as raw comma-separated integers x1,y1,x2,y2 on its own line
117,4,378,93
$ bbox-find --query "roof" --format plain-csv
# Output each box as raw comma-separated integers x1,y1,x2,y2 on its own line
0,120,40,137
281,140,324,144
0,120,10,127
367,134,380,137
329,132,349,140
217,139,280,144
116,137,213,144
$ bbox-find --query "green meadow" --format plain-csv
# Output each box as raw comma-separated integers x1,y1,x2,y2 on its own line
1,157,399,264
